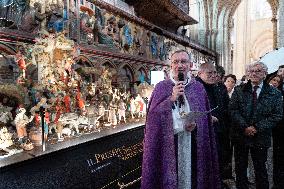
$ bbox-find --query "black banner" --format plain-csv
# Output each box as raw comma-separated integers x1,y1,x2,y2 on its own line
0,126,144,189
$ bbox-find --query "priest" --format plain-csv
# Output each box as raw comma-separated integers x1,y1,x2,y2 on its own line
141,50,220,189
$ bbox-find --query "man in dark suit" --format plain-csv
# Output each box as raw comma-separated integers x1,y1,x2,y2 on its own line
196,63,230,188
230,61,283,189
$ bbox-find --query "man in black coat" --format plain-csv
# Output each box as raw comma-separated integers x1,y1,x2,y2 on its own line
230,61,283,189
267,65,284,189
196,63,231,188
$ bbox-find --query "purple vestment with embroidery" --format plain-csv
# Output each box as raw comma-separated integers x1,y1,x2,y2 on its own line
141,78,220,189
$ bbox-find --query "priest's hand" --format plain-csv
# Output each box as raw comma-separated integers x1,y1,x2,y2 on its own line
184,122,197,132
170,81,185,102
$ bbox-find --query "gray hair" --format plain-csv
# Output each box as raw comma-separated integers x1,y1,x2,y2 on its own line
245,61,268,73
198,62,215,72
171,50,192,62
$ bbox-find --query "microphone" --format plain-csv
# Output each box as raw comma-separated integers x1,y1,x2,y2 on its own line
178,72,184,108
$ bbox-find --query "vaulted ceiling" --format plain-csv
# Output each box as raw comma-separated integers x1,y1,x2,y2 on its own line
217,0,278,16
195,0,280,73
200,0,280,45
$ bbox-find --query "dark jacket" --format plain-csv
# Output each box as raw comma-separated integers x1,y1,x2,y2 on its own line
272,89,284,148
229,81,283,147
196,77,230,133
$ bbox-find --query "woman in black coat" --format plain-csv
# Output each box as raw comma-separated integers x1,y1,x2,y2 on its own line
267,74,284,189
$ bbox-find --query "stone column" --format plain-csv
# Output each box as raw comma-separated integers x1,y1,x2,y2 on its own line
232,0,251,79
198,29,207,46
279,0,284,47
205,29,211,48
40,0,47,31
271,16,277,49
211,29,218,51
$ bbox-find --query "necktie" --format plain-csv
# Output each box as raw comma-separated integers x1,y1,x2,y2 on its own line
252,85,259,110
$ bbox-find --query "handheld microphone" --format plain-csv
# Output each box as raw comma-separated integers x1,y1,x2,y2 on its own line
178,72,184,108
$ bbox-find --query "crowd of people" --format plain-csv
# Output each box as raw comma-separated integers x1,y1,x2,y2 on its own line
141,49,284,189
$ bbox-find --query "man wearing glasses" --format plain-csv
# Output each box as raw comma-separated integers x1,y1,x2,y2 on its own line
196,63,231,189
141,50,220,189
230,62,283,189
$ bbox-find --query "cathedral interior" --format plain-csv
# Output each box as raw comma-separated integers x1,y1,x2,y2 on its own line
0,0,283,188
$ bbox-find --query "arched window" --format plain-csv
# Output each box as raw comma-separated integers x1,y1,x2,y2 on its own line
250,0,272,20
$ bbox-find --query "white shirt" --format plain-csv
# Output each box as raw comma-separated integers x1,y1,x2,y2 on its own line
228,88,234,98
252,81,263,98
170,71,192,189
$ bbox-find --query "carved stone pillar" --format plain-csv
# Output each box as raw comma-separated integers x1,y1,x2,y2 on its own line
205,29,211,48
279,0,284,47
40,0,47,30
271,16,278,49
198,29,207,46
211,29,218,51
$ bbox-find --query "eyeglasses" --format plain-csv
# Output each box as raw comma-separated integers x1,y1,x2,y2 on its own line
204,71,217,75
247,69,264,74
172,59,190,65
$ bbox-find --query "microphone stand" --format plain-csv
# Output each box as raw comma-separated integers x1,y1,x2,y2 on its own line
39,106,46,152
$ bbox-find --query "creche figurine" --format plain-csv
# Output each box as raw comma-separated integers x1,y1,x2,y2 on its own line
98,102,105,117
130,97,137,119
63,91,71,113
108,100,117,126
14,108,34,143
0,126,13,150
0,103,13,124
135,94,146,118
117,100,126,123
75,89,86,115
15,51,27,79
